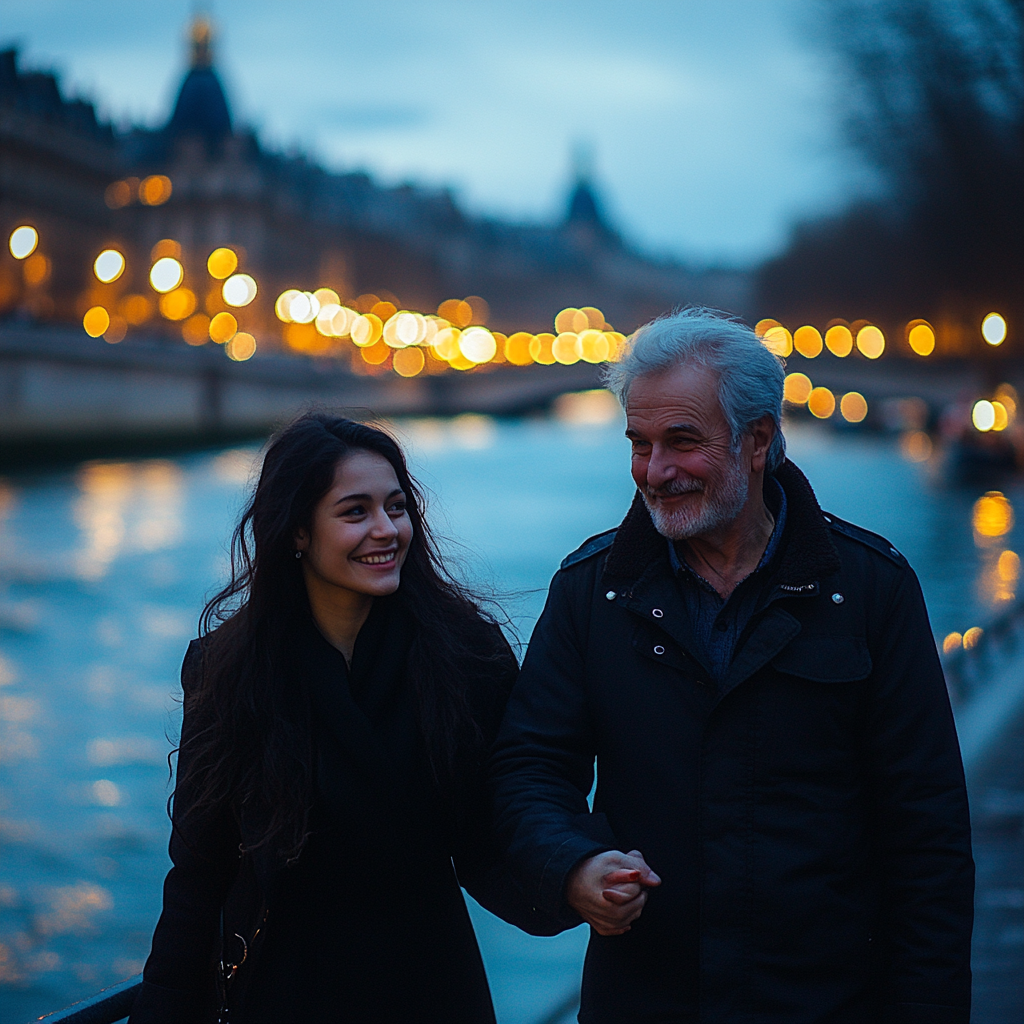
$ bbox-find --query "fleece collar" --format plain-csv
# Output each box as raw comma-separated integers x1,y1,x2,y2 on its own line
602,459,841,589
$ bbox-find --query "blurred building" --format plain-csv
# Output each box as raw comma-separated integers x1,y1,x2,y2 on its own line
0,17,749,345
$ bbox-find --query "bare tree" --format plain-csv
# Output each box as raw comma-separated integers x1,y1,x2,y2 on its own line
759,0,1023,335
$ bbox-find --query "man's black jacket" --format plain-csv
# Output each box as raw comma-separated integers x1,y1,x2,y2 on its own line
492,460,973,1024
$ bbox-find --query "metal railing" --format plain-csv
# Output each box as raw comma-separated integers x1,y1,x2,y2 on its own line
32,975,141,1024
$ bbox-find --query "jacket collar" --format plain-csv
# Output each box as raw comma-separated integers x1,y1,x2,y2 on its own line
602,458,841,590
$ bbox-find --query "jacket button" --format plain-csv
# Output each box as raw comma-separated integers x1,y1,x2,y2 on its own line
652,608,664,618
832,593,844,604
605,591,617,601
653,645,665,655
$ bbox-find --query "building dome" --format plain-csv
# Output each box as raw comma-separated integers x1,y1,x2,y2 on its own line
164,17,232,152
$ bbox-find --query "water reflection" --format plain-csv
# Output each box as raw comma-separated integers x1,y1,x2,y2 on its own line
74,461,184,580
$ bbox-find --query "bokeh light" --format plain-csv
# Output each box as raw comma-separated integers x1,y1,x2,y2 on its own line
793,325,823,358
351,313,383,347
207,248,238,279
553,332,582,365
962,626,984,650
783,372,812,405
139,175,172,205
119,294,152,325
973,491,1013,538
93,249,125,284
150,239,181,261
761,326,793,358
856,325,885,359
209,311,238,343
754,318,780,337
149,257,183,293
579,329,610,364
807,386,836,419
82,306,109,337
982,313,1007,345
991,401,1009,431
530,333,556,365
9,225,38,259
23,253,50,285
182,314,210,345
159,288,197,321
825,324,853,357
222,274,257,307
906,320,935,356
393,347,425,377
972,400,996,432
900,430,933,462
840,392,868,423
225,332,256,361
459,327,497,364
942,632,963,655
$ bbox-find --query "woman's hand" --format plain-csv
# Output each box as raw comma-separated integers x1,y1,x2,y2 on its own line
566,849,661,936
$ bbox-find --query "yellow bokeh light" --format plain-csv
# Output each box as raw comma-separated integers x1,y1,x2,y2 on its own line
906,320,935,356
209,311,238,343
998,549,1020,583
182,314,210,345
223,274,257,307
973,491,1013,538
962,626,984,650
783,372,812,405
982,313,1006,346
104,179,135,209
93,249,125,283
900,430,933,463
150,239,181,261
9,225,38,259
579,329,610,363
807,386,836,419
139,175,172,206
554,308,580,334
159,287,197,321
942,632,963,655
150,257,183,293
825,324,853,357
793,325,823,358
207,248,238,280
754,318,780,337
351,313,383,347
530,333,556,365
972,400,996,432
505,332,534,366
840,392,868,423
761,326,793,358
118,294,152,325
581,306,606,330
553,332,582,365
83,306,110,337
23,253,50,285
226,332,256,361
992,401,1009,431
393,346,425,377
361,339,390,365
314,288,340,308
438,299,473,328
856,325,885,359
459,327,497,364
431,327,462,361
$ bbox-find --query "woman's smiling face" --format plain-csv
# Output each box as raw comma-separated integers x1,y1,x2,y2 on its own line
296,450,413,598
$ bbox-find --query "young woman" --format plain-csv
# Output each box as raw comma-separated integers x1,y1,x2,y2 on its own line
129,414,555,1024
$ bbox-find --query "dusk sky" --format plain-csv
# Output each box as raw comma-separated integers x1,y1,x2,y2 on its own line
2,0,877,266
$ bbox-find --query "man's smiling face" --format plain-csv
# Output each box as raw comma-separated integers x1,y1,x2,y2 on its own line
625,361,751,540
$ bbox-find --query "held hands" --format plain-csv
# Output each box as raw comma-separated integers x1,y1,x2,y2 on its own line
566,849,662,936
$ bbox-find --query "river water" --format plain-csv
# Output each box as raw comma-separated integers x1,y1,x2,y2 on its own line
1,408,1022,1023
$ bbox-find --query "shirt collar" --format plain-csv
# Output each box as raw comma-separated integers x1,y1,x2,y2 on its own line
667,474,788,578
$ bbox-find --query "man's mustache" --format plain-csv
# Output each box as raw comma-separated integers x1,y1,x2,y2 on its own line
644,478,704,500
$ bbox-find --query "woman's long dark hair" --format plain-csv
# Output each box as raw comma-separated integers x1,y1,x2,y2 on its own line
175,413,507,860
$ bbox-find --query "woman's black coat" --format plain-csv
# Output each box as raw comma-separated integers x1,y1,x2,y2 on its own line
130,598,553,1024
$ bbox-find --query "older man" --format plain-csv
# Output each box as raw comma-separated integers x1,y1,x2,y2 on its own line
492,310,973,1023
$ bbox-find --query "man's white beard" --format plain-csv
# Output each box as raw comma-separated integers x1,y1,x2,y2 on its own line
642,452,750,540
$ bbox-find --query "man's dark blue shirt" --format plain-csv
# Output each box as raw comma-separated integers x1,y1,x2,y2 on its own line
667,476,787,684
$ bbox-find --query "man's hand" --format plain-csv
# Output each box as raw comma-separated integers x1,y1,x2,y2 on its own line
566,849,662,936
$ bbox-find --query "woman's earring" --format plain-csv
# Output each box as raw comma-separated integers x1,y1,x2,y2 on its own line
295,551,302,559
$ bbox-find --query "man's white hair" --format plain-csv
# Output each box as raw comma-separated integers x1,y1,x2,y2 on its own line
603,307,787,473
